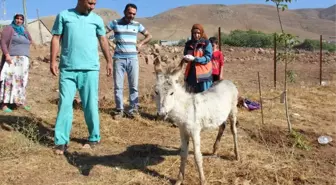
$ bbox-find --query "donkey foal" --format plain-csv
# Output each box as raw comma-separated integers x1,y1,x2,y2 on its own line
154,59,239,185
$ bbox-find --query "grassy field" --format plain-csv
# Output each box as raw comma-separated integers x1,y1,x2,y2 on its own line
0,46,335,185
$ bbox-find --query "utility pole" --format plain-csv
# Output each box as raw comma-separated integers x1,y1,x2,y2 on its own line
1,0,6,20
22,0,28,27
36,9,43,44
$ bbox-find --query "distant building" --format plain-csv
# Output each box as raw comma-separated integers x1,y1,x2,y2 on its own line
26,20,52,44
328,41,336,44
0,19,52,44
160,40,180,46
327,36,336,44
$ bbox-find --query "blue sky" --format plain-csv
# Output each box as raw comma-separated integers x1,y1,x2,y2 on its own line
1,0,335,20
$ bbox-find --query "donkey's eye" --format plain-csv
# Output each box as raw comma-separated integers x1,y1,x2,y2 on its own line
155,90,158,95
170,92,174,95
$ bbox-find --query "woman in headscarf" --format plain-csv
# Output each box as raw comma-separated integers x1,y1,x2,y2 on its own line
183,24,213,93
0,13,33,112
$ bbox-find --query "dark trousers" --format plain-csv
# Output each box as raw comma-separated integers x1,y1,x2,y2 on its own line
212,74,220,82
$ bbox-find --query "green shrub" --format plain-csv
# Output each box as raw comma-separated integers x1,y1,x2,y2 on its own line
293,39,318,51
293,39,336,52
325,42,336,52
214,30,335,51
218,30,274,48
328,47,336,52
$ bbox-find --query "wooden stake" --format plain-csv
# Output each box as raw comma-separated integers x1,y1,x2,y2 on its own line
320,35,323,85
218,27,222,51
274,33,277,89
258,72,265,125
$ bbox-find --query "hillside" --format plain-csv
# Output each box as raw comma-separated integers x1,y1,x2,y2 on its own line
41,4,336,40
319,5,336,21
40,8,120,30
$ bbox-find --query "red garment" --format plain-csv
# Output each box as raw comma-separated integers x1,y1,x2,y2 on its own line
211,50,224,75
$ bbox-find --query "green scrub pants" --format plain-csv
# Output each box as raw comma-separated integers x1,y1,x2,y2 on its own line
54,69,100,145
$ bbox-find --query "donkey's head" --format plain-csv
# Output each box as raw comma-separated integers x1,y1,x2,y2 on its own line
153,53,184,117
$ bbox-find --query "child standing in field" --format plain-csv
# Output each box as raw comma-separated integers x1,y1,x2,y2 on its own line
209,37,224,82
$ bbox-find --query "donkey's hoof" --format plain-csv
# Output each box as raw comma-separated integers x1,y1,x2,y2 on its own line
175,180,182,185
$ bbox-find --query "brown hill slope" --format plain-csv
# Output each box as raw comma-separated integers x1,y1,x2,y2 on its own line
41,4,335,40
138,4,335,40
319,4,336,21
40,8,120,30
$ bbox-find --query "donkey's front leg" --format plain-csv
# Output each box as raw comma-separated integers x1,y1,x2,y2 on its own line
191,130,206,185
175,129,190,185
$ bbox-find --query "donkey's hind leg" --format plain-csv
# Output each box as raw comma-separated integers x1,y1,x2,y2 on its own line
212,122,226,155
229,107,239,160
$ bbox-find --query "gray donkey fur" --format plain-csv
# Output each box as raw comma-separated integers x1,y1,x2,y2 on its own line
153,57,240,185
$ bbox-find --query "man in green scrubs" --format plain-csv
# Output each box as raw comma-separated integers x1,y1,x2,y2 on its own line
50,0,112,155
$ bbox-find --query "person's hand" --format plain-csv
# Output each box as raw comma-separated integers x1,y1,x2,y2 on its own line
183,54,195,62
30,42,37,50
136,43,143,51
106,61,112,76
50,60,59,76
5,54,12,64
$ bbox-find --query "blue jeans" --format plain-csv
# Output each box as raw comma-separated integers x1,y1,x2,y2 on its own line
113,58,139,113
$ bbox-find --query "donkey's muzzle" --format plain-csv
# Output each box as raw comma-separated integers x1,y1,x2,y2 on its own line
156,112,168,120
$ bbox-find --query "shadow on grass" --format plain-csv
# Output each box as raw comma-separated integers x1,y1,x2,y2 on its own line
0,114,89,147
64,144,179,183
99,106,168,123
0,114,54,146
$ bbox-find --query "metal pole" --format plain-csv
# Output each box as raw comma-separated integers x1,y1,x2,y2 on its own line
36,9,43,44
274,33,277,88
22,0,28,27
1,0,6,20
320,35,322,85
218,27,221,51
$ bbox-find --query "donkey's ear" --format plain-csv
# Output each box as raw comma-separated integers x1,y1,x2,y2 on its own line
170,59,185,80
153,56,163,74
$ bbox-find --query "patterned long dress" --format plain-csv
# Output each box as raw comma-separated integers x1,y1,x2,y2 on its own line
0,56,29,105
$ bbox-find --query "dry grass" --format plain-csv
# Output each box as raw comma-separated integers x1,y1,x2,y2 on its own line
0,46,335,185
